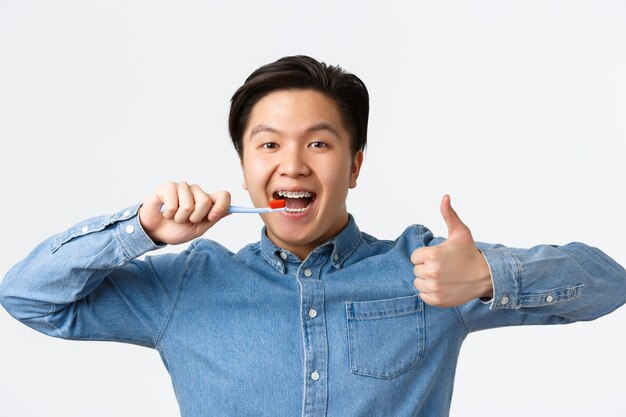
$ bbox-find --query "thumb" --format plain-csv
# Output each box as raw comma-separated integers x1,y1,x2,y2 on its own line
440,194,473,242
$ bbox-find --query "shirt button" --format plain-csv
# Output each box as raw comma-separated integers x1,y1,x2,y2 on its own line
311,371,320,381
501,296,509,305
125,225,135,234
333,254,339,261
304,268,312,277
81,225,89,233
279,252,288,260
308,309,317,318
546,295,554,303
123,210,131,217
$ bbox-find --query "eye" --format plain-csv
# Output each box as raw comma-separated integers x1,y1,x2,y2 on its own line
261,142,278,149
309,141,328,149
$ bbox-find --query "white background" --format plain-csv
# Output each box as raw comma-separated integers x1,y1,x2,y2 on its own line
1,1,625,416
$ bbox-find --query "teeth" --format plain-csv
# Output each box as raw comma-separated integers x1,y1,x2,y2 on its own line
277,190,313,198
286,207,309,213
275,190,314,214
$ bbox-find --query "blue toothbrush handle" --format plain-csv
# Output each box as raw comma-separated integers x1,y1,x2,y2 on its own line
159,204,285,214
227,205,286,213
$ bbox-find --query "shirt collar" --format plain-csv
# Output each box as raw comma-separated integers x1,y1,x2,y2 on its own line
259,214,361,273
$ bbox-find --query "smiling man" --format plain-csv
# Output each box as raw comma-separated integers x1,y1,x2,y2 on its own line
241,89,363,259
1,55,625,417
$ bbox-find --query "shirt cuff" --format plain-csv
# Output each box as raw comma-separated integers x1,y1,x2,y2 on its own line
112,205,165,258
478,247,522,309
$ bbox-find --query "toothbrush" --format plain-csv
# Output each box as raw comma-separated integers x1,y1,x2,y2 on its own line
159,199,287,214
227,199,286,213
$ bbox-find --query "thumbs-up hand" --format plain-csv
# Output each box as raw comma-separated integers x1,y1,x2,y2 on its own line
411,195,493,308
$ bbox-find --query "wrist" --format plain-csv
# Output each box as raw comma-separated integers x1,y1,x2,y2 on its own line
476,250,494,299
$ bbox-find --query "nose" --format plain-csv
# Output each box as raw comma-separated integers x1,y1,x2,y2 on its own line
278,145,310,177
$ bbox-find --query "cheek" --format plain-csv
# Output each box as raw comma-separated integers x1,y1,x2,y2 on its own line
243,160,269,184
321,163,352,197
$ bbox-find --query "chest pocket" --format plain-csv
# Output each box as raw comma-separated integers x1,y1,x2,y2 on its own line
345,294,425,380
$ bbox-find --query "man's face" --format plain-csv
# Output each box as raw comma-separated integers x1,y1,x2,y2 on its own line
241,89,363,259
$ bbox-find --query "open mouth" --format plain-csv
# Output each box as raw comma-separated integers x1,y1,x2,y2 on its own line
273,190,316,213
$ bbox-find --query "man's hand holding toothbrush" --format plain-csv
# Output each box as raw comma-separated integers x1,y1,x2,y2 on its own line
139,182,232,245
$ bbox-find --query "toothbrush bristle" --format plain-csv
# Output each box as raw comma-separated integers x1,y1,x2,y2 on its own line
269,199,286,209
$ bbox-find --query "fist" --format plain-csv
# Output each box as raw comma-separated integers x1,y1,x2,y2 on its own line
411,195,493,308
139,182,231,245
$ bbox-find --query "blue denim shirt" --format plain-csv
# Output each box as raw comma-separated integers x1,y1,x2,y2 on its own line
1,205,625,417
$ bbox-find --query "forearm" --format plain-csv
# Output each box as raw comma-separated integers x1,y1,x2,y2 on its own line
459,241,626,332
0,205,161,330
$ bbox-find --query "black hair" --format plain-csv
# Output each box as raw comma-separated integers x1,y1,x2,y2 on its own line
229,55,369,157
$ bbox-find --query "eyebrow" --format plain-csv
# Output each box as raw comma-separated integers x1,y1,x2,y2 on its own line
249,122,340,139
250,124,278,137
308,122,340,138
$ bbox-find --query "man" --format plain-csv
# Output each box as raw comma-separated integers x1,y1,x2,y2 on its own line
1,55,625,417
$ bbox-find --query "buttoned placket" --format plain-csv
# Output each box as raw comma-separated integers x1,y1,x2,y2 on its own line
297,254,329,417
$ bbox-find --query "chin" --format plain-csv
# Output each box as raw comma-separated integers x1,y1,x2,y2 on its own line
271,227,315,245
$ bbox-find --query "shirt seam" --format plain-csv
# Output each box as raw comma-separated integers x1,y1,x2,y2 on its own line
554,245,598,283
417,224,428,247
297,275,307,417
113,229,132,262
504,247,523,307
340,233,362,266
452,306,470,334
154,246,192,347
106,277,158,347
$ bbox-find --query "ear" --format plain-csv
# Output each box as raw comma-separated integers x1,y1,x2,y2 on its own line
240,158,248,190
349,150,364,189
